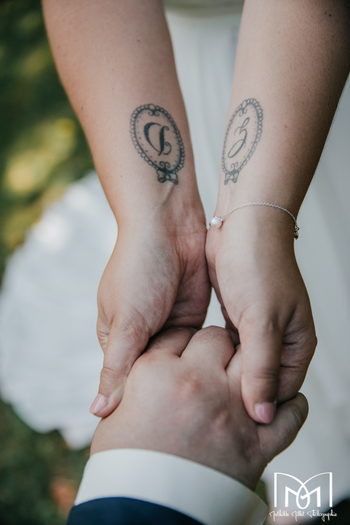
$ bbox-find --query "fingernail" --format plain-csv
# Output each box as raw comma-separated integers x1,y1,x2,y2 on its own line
90,394,108,415
255,402,276,424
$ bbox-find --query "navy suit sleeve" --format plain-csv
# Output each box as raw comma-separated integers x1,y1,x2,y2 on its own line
67,497,204,525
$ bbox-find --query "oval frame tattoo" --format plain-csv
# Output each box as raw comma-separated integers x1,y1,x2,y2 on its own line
130,103,185,185
222,98,263,185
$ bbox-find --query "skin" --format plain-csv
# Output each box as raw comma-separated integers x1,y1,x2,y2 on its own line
42,0,210,417
91,326,309,491
96,219,210,411
207,0,350,422
42,0,350,422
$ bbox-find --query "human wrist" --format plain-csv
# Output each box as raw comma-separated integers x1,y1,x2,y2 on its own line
92,416,261,492
213,196,298,248
80,449,268,525
116,186,206,238
215,160,303,218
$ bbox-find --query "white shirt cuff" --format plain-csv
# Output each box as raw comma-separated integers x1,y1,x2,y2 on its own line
74,448,268,525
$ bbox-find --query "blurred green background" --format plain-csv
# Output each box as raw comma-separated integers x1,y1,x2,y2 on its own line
0,1,93,522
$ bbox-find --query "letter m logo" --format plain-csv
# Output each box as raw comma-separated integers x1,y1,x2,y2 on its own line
274,472,333,510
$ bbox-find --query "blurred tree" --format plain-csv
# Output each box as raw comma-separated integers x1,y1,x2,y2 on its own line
0,1,92,522
0,0,93,280
0,399,89,524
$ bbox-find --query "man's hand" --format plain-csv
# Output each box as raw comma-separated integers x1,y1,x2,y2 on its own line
206,209,317,425
91,326,308,490
91,214,210,417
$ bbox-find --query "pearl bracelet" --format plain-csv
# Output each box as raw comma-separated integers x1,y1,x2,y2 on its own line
210,202,300,239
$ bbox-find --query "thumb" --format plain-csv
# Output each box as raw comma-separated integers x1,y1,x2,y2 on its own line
240,320,283,424
91,320,149,417
258,393,308,463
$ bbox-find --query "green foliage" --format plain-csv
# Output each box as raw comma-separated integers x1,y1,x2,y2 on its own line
0,1,92,522
0,398,88,524
0,0,93,279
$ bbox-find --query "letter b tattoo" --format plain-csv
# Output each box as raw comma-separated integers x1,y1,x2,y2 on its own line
131,104,185,185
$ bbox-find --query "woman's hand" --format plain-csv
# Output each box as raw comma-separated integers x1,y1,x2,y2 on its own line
206,206,317,424
43,0,211,420
204,0,349,425
92,211,210,417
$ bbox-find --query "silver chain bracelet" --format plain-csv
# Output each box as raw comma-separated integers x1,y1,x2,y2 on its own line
210,202,300,239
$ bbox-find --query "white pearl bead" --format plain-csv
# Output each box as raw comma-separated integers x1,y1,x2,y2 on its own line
210,216,223,228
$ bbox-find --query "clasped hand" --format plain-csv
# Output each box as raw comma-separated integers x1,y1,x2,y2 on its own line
92,327,308,491
91,204,317,424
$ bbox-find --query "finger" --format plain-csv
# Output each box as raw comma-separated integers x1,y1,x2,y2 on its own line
208,273,240,348
226,343,242,382
258,393,308,462
209,277,240,347
90,322,149,418
145,327,196,357
183,326,235,369
224,318,240,347
277,356,311,403
240,319,283,424
277,331,317,402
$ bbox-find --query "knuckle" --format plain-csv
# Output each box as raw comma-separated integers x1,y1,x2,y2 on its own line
130,352,156,376
310,333,318,352
241,312,280,337
96,319,109,351
112,316,149,347
97,331,108,352
210,407,232,438
99,365,119,385
288,403,306,434
244,367,279,401
300,326,318,352
249,364,280,383
176,369,203,400
193,326,231,345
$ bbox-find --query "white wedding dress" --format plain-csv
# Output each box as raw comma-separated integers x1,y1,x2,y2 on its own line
1,0,350,514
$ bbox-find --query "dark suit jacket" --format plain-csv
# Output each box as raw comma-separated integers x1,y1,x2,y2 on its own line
67,497,203,524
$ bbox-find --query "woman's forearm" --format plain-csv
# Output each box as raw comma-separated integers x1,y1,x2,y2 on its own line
217,0,350,222
42,0,204,232
206,0,349,423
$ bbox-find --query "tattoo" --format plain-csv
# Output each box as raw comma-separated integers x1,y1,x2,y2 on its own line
222,98,263,184
130,104,185,185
